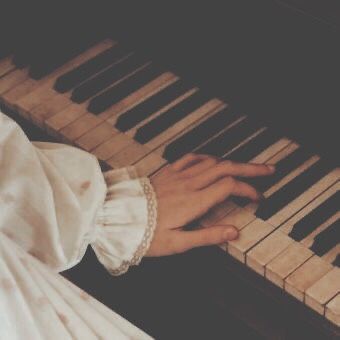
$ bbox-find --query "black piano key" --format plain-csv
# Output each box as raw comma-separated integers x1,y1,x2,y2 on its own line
115,80,193,132
255,161,334,221
196,118,263,157
54,45,130,93
333,254,340,267
236,151,315,209
163,107,240,162
289,192,340,241
12,42,39,68
310,218,340,256
134,91,210,144
30,36,97,79
234,147,315,207
12,38,41,68
0,49,11,60
12,53,29,68
71,53,148,103
0,36,12,59
227,129,281,163
250,147,314,193
88,64,164,114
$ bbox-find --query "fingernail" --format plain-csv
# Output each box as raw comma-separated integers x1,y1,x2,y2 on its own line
223,227,239,241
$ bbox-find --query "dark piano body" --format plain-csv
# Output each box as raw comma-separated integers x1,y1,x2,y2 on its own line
0,1,339,339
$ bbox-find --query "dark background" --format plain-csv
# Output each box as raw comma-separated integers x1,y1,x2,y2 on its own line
1,0,339,163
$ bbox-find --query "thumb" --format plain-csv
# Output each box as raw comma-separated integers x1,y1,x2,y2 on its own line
174,225,239,252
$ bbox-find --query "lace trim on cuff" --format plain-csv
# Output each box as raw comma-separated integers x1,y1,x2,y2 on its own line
108,177,157,276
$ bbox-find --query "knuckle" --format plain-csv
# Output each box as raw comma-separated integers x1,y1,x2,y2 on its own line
207,155,219,164
202,158,219,169
196,153,218,164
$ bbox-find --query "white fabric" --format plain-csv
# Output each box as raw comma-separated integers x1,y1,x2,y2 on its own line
94,169,157,275
0,233,152,340
0,111,156,273
0,111,157,339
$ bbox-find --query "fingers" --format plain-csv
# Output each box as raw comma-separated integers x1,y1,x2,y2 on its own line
171,225,239,253
190,161,274,189
171,153,212,172
199,176,262,208
180,156,219,177
221,161,275,177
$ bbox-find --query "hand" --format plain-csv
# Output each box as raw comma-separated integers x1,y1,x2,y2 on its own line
146,153,275,256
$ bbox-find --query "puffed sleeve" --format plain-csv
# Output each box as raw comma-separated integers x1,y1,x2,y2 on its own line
0,233,153,340
0,111,157,274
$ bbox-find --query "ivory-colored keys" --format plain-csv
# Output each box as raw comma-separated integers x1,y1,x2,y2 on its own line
285,255,333,301
247,182,340,276
45,103,89,139
16,40,115,120
246,230,294,275
95,87,204,162
228,218,274,263
201,139,295,225
279,182,339,235
1,40,114,120
267,167,340,226
214,207,255,251
1,77,37,111
325,294,340,326
29,43,138,127
53,68,174,148
29,94,73,127
266,242,313,288
0,68,30,96
46,67,173,144
75,72,177,152
92,83,197,162
305,268,340,315
53,60,152,142
108,99,224,168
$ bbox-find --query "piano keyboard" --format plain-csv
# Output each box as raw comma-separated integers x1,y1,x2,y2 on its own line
0,39,339,329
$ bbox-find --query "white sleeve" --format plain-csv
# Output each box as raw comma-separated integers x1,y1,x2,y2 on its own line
0,111,157,274
0,233,153,340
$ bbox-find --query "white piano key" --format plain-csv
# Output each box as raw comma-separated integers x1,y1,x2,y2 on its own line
246,230,293,276
285,255,333,301
266,242,313,288
325,294,340,327
228,219,274,263
305,268,340,315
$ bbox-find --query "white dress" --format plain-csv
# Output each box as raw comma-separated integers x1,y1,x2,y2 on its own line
0,112,157,339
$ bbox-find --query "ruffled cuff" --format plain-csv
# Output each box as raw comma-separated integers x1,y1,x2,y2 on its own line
91,167,157,275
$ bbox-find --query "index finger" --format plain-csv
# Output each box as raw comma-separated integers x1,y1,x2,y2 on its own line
219,160,275,177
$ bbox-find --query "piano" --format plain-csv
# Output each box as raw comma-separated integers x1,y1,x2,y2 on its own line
0,0,339,338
